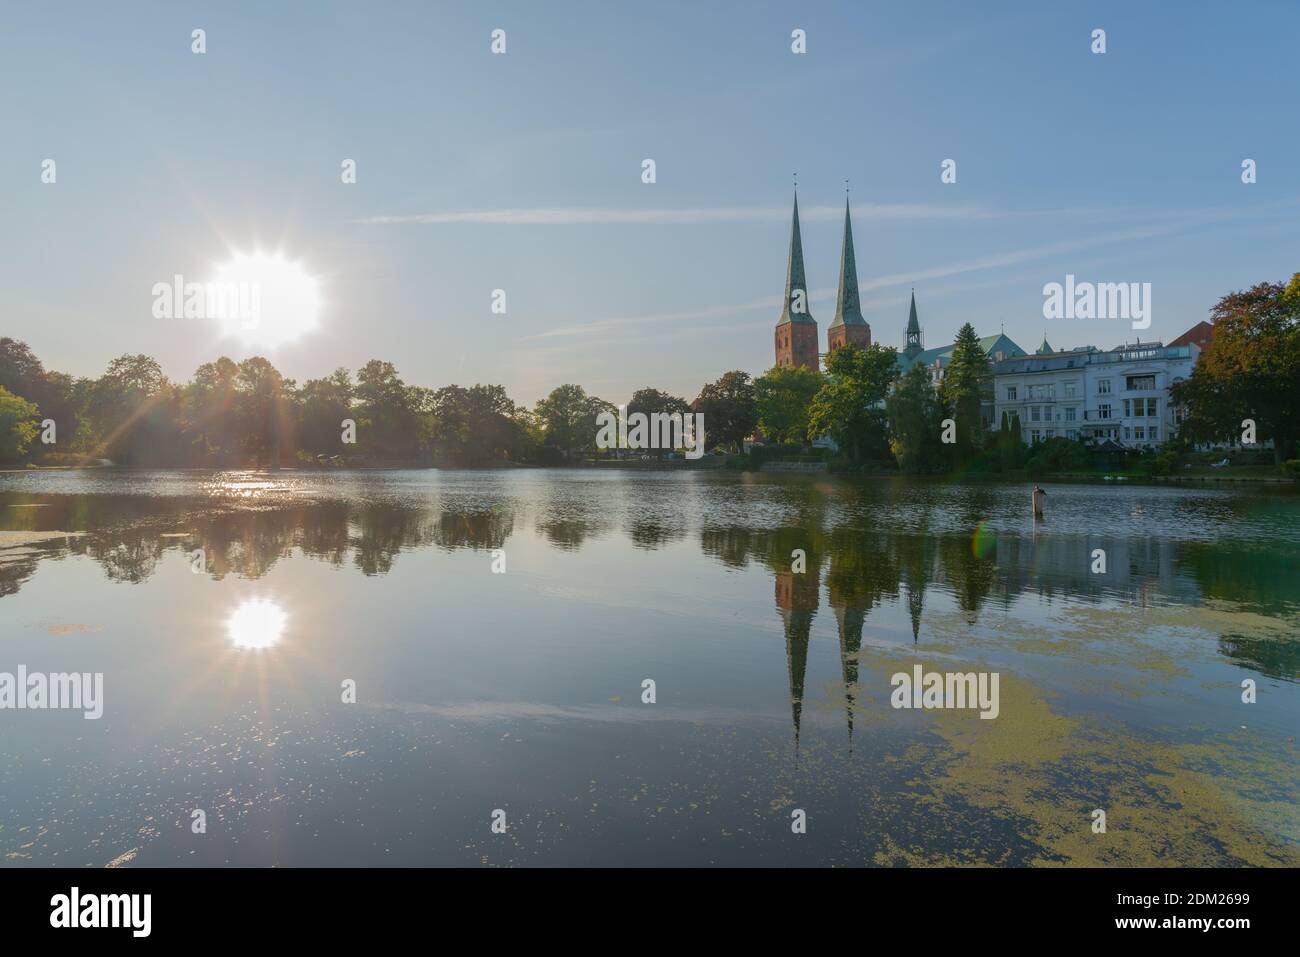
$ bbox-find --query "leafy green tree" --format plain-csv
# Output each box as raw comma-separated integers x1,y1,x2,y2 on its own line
627,387,690,458
235,357,290,465
1025,436,1092,476
0,338,45,398
355,359,419,460
939,323,991,461
998,410,1025,471
534,384,613,459
429,384,528,465
887,364,946,472
693,371,758,452
0,341,89,450
298,368,353,458
182,357,240,465
84,354,181,465
754,365,823,446
0,386,39,462
809,343,898,463
627,387,689,420
1172,275,1300,463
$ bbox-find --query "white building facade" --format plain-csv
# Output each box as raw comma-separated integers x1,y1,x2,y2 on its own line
992,341,1199,448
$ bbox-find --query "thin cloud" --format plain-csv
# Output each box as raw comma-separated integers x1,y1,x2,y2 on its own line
517,204,1282,344
357,203,1016,226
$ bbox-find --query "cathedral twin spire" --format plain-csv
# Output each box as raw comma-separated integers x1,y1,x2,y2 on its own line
778,191,816,326
774,188,877,367
778,189,868,329
829,196,868,332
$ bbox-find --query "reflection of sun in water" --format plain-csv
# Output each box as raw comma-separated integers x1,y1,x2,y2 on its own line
208,251,322,348
226,598,287,650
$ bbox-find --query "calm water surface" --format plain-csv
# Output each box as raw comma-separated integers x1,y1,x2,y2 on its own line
1,469,1297,866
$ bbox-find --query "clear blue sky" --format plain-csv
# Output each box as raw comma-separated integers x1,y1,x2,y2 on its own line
2,1,1297,405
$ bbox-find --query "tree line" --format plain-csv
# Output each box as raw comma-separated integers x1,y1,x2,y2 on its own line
2,273,1296,470
0,325,983,470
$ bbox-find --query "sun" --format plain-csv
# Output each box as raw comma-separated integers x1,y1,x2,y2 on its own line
207,251,322,348
226,597,288,650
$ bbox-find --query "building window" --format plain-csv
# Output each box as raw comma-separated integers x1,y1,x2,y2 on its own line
1127,374,1156,391
1098,379,1111,394
1030,406,1040,422
1134,426,1145,441
1150,427,1158,442
1065,407,1076,422
1098,404,1112,420
1067,430,1078,440
1064,381,1077,398
1146,398,1158,417
1030,430,1041,443
1122,399,1131,417
1006,386,1017,401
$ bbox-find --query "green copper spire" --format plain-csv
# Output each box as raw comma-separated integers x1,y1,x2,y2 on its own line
777,190,815,326
1036,336,1054,354
829,197,868,329
904,288,923,358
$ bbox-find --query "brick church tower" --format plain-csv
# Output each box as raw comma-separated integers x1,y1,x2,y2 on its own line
826,197,871,352
774,191,820,369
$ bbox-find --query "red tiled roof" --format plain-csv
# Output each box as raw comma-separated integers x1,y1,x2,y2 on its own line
1168,321,1214,349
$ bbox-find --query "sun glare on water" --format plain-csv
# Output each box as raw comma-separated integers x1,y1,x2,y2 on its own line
226,598,288,650
208,251,322,348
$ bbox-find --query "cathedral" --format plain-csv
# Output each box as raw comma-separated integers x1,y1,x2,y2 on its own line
774,190,870,368
772,190,1024,380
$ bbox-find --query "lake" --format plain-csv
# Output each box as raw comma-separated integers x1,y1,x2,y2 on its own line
1,469,1297,866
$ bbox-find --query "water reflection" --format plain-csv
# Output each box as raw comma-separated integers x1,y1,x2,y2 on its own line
1,471,1297,867
226,597,287,650
2,479,1298,685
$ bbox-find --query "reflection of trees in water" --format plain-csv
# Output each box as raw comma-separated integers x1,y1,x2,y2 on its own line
535,499,612,551
938,533,998,621
1187,542,1300,680
0,548,44,597
1216,634,1300,681
0,495,519,588
193,511,299,580
696,513,1300,748
1181,541,1300,618
432,509,514,551
297,501,352,566
6,487,1298,691
84,531,163,583
628,519,686,551
349,504,516,574
620,482,691,551
699,526,755,568
825,527,901,611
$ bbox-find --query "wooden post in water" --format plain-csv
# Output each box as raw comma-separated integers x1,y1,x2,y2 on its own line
1032,485,1047,518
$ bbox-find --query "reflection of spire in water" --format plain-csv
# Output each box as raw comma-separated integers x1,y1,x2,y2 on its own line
775,570,819,754
907,583,924,644
832,604,865,748
895,532,933,644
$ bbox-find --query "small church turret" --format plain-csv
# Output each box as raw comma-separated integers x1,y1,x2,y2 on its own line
903,288,923,360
